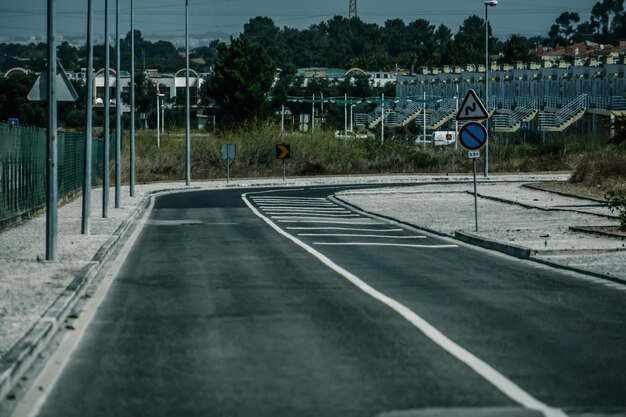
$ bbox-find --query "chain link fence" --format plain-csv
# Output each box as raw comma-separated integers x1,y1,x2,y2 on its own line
0,122,104,226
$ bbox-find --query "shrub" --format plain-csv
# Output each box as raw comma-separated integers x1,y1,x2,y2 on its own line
604,190,626,230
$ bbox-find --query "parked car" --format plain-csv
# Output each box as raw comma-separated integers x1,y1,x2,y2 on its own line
335,130,369,139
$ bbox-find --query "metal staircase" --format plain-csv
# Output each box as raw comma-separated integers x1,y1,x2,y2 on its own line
538,94,588,132
493,97,539,133
384,101,422,127
421,98,456,130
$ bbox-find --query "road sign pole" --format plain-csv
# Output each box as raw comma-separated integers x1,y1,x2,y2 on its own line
130,0,135,197
473,159,479,232
226,158,230,183
282,159,286,181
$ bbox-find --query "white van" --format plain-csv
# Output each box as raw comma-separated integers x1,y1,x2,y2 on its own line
433,131,456,146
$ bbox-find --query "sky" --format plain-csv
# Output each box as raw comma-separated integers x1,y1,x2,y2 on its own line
0,0,597,47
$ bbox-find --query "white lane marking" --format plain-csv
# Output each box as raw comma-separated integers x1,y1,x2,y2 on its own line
242,190,568,417
300,234,427,239
258,202,337,207
259,206,350,212
278,219,386,225
288,227,405,232
271,214,361,219
252,196,327,200
313,242,455,248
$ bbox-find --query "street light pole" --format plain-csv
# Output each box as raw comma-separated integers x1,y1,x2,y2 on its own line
130,0,135,196
103,0,110,218
484,0,497,177
115,0,121,208
350,104,355,132
46,0,58,260
185,0,191,186
81,0,93,234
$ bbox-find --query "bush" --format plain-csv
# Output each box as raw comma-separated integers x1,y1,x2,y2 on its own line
604,191,626,230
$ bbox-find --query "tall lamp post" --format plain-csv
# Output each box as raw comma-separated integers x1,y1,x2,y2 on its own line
484,0,497,177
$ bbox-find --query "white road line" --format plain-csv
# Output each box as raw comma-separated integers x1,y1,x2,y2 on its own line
262,208,350,212
258,203,337,207
242,190,568,417
252,197,327,200
271,214,361,219
300,234,427,239
313,242,453,248
288,227,405,232
278,219,386,225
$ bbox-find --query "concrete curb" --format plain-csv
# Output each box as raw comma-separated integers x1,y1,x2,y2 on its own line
0,187,186,402
454,231,533,259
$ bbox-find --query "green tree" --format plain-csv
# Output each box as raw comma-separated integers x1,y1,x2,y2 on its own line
500,34,533,63
206,35,276,126
451,15,490,65
0,73,46,127
548,12,580,46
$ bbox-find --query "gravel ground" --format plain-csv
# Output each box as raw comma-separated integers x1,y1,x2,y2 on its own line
3,173,622,364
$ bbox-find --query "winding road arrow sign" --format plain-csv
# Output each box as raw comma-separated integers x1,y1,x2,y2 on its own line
276,144,291,159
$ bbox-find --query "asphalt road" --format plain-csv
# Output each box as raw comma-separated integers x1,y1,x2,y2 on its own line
32,186,626,417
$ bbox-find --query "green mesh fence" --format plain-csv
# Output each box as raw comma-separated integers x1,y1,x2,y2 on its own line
0,122,104,223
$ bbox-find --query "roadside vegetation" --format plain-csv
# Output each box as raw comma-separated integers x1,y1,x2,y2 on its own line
119,125,622,184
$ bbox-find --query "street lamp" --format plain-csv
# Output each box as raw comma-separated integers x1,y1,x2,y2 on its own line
484,0,497,177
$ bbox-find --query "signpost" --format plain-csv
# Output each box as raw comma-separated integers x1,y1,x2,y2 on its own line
276,144,290,181
458,121,488,232
222,144,236,183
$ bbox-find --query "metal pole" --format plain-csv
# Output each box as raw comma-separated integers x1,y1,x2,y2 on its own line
311,93,315,133
381,93,384,145
103,0,110,218
344,93,347,138
162,102,165,133
473,158,479,231
185,0,191,186
81,0,93,235
484,3,489,177
156,90,160,147
350,105,354,132
281,104,285,133
115,0,121,208
130,0,135,196
46,0,58,261
455,84,459,151
282,159,286,181
423,91,426,150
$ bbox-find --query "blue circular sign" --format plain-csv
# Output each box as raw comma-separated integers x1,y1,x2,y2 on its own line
459,122,488,151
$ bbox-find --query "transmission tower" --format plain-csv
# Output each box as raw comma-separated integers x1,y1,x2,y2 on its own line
349,0,357,19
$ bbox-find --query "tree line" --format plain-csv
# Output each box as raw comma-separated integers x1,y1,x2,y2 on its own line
1,0,625,129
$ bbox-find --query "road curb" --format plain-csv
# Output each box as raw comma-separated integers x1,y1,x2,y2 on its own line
0,187,187,403
454,231,533,259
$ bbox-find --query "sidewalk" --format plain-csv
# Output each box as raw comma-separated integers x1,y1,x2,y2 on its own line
2,173,622,403
336,182,625,281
